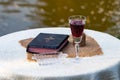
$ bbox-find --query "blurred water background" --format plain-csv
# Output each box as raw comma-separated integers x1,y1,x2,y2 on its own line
0,0,120,39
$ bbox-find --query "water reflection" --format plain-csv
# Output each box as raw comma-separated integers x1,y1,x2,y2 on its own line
0,0,120,38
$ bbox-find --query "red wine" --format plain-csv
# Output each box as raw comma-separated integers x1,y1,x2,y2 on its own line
70,20,84,37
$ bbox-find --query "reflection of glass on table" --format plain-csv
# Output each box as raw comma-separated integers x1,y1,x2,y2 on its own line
32,52,68,65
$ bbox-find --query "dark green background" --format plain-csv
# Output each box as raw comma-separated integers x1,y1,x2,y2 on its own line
0,0,120,38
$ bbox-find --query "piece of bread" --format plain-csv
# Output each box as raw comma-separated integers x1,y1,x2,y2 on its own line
27,52,60,62
68,33,86,47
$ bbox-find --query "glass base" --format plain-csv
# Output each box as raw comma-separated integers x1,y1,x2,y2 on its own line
71,57,81,63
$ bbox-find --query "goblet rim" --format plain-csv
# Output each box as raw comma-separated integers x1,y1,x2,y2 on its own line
68,15,86,20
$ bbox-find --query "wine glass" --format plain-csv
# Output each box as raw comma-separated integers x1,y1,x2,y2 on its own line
69,15,86,60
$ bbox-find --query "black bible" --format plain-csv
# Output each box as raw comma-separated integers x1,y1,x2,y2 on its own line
27,33,69,54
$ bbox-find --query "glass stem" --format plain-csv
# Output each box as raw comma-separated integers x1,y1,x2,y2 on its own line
74,36,82,59
75,42,80,59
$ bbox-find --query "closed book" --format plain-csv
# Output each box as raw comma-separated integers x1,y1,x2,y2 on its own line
27,33,69,54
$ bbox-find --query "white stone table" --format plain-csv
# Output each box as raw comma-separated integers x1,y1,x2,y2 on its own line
0,28,120,80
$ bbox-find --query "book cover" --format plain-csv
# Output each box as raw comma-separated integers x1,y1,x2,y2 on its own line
27,33,69,54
